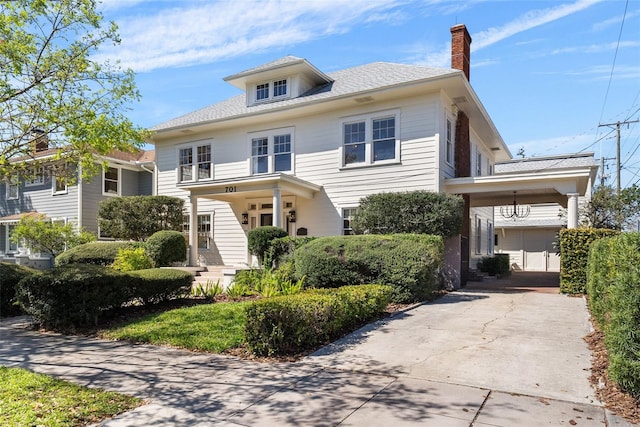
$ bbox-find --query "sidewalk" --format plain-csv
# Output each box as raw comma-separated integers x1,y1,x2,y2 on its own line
0,288,634,426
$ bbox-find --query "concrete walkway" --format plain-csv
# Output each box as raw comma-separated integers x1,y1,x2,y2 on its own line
0,281,633,426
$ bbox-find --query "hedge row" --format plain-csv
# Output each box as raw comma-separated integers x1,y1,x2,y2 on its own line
587,233,640,398
56,241,139,266
16,265,193,329
0,263,37,317
245,284,392,356
294,234,443,303
559,228,619,294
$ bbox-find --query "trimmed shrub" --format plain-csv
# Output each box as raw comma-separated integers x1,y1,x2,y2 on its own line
111,247,154,272
247,226,288,265
351,191,464,237
587,233,640,398
264,236,315,268
0,263,37,317
245,284,392,356
145,230,187,267
477,254,510,276
55,241,139,266
16,264,131,329
127,268,193,304
294,234,443,303
559,228,619,294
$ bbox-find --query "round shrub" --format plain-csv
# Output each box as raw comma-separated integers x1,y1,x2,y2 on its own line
145,230,187,267
16,264,131,330
127,268,193,304
294,234,444,303
247,226,288,265
55,241,139,266
0,263,37,317
111,247,154,272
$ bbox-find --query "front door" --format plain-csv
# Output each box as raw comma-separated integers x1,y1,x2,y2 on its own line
260,213,273,227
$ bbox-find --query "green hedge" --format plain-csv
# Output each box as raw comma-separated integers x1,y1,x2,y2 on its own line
477,254,510,276
127,268,193,304
0,263,37,317
587,233,640,398
145,230,187,267
294,234,443,303
244,284,392,356
264,236,316,268
247,226,288,265
559,228,619,294
56,241,139,267
16,264,131,329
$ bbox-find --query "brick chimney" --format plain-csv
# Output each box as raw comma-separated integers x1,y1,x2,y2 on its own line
451,24,471,81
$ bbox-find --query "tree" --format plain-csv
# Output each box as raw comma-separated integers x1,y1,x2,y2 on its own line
0,0,148,183
98,196,185,241
351,191,464,237
581,184,640,230
10,214,96,258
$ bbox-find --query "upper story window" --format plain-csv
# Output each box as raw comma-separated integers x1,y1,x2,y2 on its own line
178,142,213,183
341,111,399,167
53,175,67,195
25,167,44,187
249,128,294,175
476,151,482,176
6,176,19,200
446,118,454,165
103,166,120,196
253,79,289,103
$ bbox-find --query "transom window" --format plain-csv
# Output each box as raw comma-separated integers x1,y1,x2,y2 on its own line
341,111,399,166
103,167,119,195
249,128,293,175
178,143,213,182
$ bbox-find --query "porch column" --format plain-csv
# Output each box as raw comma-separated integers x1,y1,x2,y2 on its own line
189,194,199,266
567,192,579,229
272,187,282,228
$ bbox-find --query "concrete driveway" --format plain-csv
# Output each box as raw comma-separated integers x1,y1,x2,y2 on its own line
0,274,632,426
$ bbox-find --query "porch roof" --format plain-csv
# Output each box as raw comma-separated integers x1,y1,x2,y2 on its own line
0,211,43,223
177,173,322,202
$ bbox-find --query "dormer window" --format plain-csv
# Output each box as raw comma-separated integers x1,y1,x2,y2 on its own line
254,79,288,103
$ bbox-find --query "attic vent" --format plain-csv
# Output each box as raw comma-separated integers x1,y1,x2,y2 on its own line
248,204,257,210
453,96,468,104
490,147,500,151
354,96,374,103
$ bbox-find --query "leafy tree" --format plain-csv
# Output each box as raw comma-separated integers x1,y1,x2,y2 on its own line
581,184,640,230
10,214,96,258
351,191,464,237
98,196,185,241
0,0,148,182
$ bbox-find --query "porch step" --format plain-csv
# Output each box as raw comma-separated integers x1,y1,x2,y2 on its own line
191,266,247,288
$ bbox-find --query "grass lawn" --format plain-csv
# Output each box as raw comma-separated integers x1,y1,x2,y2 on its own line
0,366,142,426
101,301,249,352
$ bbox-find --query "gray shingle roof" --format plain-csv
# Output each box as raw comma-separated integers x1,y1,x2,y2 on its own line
495,153,597,174
224,55,305,80
152,62,456,131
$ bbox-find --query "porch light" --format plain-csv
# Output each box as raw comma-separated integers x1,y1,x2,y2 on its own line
500,192,530,220
289,210,296,223
241,212,249,225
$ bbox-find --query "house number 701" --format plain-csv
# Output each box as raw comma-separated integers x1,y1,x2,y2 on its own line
225,186,237,193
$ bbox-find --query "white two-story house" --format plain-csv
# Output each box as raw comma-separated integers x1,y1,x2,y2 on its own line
150,25,512,285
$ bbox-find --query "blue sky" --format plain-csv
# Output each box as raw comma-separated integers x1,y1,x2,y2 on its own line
98,0,640,189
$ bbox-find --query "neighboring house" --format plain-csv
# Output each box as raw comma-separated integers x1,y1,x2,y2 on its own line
492,153,598,272
0,146,155,260
150,24,513,286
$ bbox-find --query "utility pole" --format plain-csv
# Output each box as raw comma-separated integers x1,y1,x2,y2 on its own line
599,156,616,186
599,119,640,193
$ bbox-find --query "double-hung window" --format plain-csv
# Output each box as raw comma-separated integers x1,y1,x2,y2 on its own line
342,208,358,235
103,166,119,195
249,128,293,175
178,142,213,183
25,168,44,187
341,111,399,166
6,176,19,200
446,118,454,165
476,150,482,176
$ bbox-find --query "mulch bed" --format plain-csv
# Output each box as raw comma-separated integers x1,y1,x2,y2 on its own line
584,326,640,424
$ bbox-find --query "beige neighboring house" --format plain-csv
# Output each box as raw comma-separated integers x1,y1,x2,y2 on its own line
149,24,596,287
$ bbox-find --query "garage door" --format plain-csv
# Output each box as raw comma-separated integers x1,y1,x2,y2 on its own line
523,229,560,272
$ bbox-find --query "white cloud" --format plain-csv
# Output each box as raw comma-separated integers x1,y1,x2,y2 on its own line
418,0,603,67
592,10,640,31
95,0,405,72
551,40,640,55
